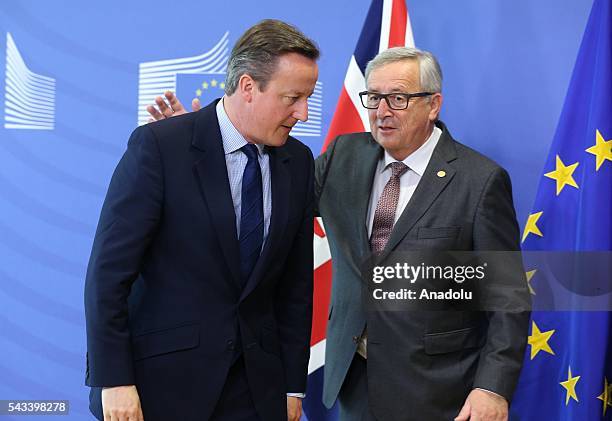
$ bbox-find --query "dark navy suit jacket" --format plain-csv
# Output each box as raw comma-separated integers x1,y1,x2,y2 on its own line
84,100,314,421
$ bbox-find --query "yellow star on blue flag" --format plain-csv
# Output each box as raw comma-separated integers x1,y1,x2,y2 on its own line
586,129,612,171
544,155,579,195
560,366,580,405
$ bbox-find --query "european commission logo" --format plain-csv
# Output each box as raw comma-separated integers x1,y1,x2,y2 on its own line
4,33,56,130
137,32,323,137
136,32,230,126
292,81,322,137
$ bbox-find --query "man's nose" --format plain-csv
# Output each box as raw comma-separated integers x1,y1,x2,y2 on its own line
376,98,393,119
294,99,309,121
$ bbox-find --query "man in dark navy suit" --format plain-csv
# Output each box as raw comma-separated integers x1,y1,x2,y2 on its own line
84,19,319,421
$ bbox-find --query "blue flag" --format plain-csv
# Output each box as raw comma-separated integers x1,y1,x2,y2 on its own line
510,0,612,419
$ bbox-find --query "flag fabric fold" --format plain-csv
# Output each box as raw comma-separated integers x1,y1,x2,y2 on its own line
303,1,414,419
511,0,612,419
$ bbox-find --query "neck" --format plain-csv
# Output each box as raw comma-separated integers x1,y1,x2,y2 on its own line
223,94,255,143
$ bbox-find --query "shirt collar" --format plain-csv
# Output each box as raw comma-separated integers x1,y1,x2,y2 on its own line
381,125,442,177
216,98,265,156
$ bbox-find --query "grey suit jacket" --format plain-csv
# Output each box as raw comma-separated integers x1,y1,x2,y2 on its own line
315,121,530,420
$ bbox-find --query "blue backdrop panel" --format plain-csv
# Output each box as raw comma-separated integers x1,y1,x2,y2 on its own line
0,1,592,420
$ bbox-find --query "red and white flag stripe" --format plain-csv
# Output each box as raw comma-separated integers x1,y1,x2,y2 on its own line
309,0,414,374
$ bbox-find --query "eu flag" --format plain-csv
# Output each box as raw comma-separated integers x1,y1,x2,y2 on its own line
510,0,612,419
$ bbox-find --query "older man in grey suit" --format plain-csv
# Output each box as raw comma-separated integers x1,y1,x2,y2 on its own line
148,46,529,421
316,48,529,421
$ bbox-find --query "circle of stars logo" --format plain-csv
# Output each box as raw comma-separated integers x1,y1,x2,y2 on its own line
195,78,225,98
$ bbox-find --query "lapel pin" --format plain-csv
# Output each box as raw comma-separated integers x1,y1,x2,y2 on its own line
437,170,446,178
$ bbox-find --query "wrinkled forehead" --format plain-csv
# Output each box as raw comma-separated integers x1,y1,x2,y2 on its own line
267,53,319,94
366,60,420,91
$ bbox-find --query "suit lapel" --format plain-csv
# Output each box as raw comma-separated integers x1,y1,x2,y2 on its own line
240,146,291,301
191,101,242,290
352,137,383,259
380,123,458,261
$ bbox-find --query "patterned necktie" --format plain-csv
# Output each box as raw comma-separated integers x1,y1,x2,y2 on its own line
239,144,264,286
369,161,409,254
358,161,409,359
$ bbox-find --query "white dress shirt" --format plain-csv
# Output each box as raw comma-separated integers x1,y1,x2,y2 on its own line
366,126,442,236
216,99,271,245
216,99,305,398
357,127,441,360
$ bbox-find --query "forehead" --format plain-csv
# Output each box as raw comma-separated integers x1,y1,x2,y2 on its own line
367,59,420,91
268,53,318,93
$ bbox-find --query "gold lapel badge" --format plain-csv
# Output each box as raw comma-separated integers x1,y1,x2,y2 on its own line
437,170,446,178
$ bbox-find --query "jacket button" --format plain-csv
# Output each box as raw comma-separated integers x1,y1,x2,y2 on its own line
352,336,359,344
227,340,235,351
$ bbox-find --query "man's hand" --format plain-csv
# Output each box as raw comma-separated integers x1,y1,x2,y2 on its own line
146,91,201,122
455,389,508,421
287,396,302,421
101,385,144,421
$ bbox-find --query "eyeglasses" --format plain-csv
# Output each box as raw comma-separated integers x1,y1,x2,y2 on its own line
358,91,433,110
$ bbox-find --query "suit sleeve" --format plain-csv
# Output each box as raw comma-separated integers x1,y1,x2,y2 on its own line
84,125,163,387
314,137,340,217
274,148,315,393
471,167,531,401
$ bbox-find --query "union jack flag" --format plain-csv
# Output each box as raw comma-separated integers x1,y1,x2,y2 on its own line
302,1,414,419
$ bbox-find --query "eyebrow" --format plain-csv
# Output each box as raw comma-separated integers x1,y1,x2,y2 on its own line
367,88,411,93
284,90,316,98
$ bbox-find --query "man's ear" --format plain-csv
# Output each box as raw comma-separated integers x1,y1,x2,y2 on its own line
428,92,443,122
238,74,256,103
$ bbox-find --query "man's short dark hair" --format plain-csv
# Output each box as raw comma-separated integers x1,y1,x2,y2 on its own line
224,19,320,95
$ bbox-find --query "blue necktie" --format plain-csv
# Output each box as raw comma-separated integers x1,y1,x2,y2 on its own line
239,144,264,286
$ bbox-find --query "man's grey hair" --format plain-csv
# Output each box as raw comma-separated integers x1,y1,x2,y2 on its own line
224,19,319,95
365,47,443,93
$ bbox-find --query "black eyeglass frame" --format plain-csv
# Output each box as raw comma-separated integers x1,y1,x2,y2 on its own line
358,91,433,110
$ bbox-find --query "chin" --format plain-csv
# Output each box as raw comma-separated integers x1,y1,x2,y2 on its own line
373,135,399,148
265,137,289,147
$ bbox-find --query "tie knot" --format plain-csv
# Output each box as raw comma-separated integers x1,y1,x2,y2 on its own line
242,143,259,161
389,161,408,178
